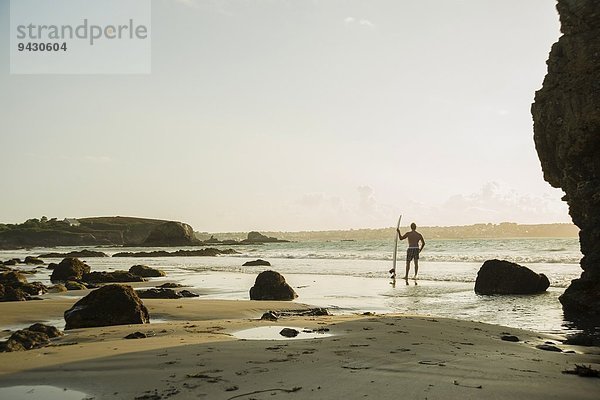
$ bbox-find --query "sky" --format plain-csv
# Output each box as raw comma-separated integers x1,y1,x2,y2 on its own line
0,0,569,232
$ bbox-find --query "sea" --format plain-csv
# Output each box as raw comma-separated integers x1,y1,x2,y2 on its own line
0,237,584,336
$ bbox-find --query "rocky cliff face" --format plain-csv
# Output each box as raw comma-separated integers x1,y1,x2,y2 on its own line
531,0,600,322
142,221,199,246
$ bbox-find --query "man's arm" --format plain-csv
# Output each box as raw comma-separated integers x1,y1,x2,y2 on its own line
419,234,425,251
397,228,407,240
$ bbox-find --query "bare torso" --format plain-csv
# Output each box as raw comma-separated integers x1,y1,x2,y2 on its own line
401,230,424,248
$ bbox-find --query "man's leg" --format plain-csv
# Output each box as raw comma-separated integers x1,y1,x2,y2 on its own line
404,260,410,280
414,258,419,279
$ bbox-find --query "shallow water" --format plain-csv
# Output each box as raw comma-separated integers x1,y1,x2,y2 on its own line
233,326,334,340
0,385,90,400
0,238,585,335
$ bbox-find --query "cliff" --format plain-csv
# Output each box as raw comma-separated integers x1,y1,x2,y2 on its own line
531,0,600,322
0,216,199,248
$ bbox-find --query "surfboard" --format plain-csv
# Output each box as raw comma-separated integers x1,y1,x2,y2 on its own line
391,214,402,277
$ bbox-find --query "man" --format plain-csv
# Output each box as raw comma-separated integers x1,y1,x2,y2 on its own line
396,222,425,280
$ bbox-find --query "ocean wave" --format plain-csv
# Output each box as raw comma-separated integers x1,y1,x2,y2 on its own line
226,252,581,264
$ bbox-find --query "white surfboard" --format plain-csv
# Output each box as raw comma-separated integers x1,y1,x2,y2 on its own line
391,214,402,277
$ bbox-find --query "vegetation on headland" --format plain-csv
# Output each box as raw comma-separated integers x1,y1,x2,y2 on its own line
0,217,578,249
0,216,175,249
197,222,579,241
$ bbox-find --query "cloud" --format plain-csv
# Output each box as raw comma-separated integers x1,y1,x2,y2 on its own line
425,182,570,225
172,0,199,8
344,16,375,28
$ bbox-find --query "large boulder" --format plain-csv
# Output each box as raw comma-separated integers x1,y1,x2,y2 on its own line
64,284,150,330
249,270,298,300
474,260,550,295
82,271,145,283
142,221,198,246
129,265,166,278
50,258,91,282
531,0,600,320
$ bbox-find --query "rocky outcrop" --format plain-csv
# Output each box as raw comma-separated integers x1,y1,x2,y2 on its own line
39,249,108,258
474,260,550,295
129,265,166,278
50,258,91,282
24,256,44,265
249,270,298,300
82,271,145,283
136,288,199,299
243,259,271,267
0,323,62,352
0,271,47,301
531,0,600,320
64,284,150,330
242,232,289,244
142,221,199,246
113,248,239,257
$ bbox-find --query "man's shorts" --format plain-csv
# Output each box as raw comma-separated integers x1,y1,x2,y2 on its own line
407,248,420,262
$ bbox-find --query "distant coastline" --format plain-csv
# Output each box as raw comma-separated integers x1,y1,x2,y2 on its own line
198,222,578,241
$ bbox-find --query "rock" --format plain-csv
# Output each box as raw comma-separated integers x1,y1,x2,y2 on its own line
137,288,181,299
536,344,563,352
124,331,147,339
531,0,600,321
243,259,271,267
26,323,62,338
0,271,28,285
64,284,150,330
0,271,47,299
279,328,299,338
0,284,29,301
39,249,109,258
24,256,44,265
142,221,199,246
261,311,279,321
178,290,199,298
65,281,88,290
474,259,550,295
50,258,91,282
501,335,520,342
157,282,184,289
129,265,166,278
242,232,289,243
82,271,145,283
564,332,600,347
0,330,50,352
48,284,68,293
249,270,298,301
113,248,239,257
47,263,58,270
4,259,21,266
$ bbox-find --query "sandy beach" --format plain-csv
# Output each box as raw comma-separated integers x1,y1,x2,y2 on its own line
1,291,599,400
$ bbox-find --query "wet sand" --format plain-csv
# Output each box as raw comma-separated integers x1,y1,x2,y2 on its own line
0,294,599,399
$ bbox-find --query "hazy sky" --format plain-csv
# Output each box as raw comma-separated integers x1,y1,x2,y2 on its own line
0,0,569,231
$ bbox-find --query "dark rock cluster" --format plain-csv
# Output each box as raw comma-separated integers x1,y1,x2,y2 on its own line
0,323,62,352
531,0,600,321
0,270,47,301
